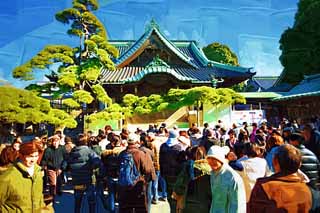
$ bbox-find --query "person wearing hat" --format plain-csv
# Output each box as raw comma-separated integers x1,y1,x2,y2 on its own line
206,145,246,213
160,130,184,212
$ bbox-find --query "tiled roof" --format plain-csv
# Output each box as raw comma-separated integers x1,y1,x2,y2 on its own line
273,74,320,101
100,66,254,84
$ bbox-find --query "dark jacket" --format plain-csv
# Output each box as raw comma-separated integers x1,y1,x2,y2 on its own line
67,145,101,185
305,130,320,161
101,146,125,178
296,144,320,189
118,144,154,212
159,142,184,178
248,172,312,213
41,145,66,170
174,159,212,213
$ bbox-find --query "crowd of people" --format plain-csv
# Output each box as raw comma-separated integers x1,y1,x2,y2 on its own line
0,118,320,213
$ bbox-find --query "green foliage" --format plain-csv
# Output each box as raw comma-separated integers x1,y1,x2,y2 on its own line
119,86,245,117
203,42,239,66
0,86,76,128
92,84,112,105
63,98,81,108
73,90,94,104
279,0,320,85
12,0,119,126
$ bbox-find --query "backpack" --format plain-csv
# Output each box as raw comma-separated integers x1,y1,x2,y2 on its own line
118,150,141,187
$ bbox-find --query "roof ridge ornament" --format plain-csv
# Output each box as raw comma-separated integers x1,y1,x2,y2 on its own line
145,18,160,32
146,55,170,69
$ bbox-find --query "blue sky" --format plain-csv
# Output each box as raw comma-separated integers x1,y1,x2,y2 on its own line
0,0,299,87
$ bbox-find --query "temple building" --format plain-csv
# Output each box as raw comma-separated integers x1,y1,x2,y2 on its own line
101,20,255,102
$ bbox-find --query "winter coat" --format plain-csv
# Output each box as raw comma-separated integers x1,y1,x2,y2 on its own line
101,146,125,178
118,144,155,212
159,142,184,178
0,161,45,212
41,145,67,170
248,172,312,213
67,145,101,186
305,129,320,161
174,159,212,213
210,164,246,213
296,144,320,189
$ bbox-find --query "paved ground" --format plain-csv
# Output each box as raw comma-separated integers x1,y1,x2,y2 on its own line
53,184,170,213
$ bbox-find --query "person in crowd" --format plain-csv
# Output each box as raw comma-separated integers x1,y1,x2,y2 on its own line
148,132,168,204
89,136,102,156
0,146,19,171
225,129,239,151
67,133,102,213
41,134,67,197
139,133,157,212
232,123,240,139
11,137,22,151
0,141,48,212
102,135,125,213
250,123,258,143
282,126,293,143
64,136,75,154
248,144,317,212
265,134,284,172
172,146,211,213
178,130,191,150
238,143,270,202
289,133,320,189
302,123,320,161
206,145,246,213
118,133,155,213
238,128,250,143
97,129,109,151
160,130,185,212
55,130,65,146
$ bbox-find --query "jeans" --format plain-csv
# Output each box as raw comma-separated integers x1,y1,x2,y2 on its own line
158,173,167,198
147,181,152,212
107,177,118,213
151,171,159,201
74,184,96,213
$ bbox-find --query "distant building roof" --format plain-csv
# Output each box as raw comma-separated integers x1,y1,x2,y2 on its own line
101,20,255,86
246,76,278,92
273,74,320,101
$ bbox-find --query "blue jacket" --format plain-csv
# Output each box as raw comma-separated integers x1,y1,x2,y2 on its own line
67,145,101,185
210,164,246,213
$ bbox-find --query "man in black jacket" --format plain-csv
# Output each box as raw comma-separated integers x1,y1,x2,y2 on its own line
303,123,320,161
160,130,184,212
41,135,67,197
289,133,320,189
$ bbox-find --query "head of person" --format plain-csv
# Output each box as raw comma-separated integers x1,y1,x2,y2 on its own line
50,135,60,148
77,133,88,146
272,144,302,175
228,129,236,139
19,141,40,168
0,146,19,166
289,133,304,147
127,133,139,145
302,123,314,142
54,130,62,139
12,138,22,151
64,136,73,145
206,146,230,171
110,135,122,147
266,134,284,151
